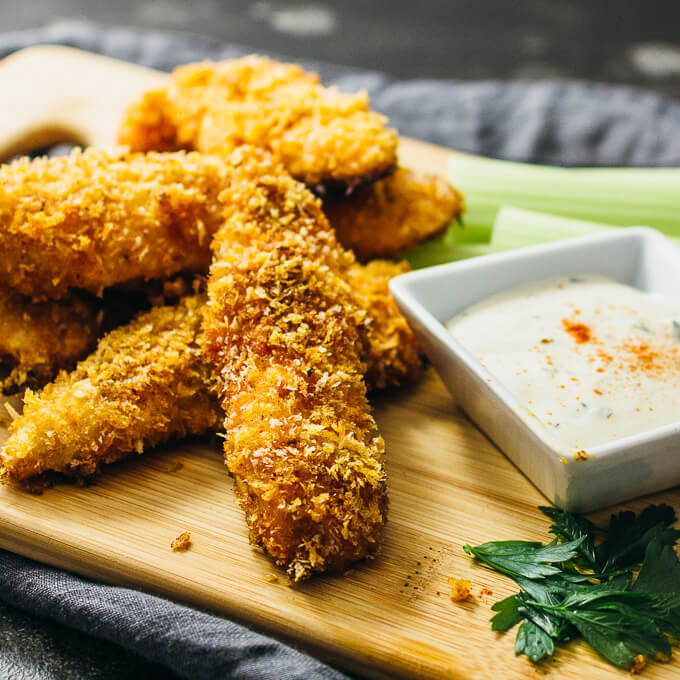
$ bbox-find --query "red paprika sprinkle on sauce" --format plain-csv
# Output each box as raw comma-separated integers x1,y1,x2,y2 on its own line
562,319,592,344
621,342,677,376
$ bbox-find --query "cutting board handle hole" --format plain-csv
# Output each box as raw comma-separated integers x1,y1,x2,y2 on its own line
1,126,86,162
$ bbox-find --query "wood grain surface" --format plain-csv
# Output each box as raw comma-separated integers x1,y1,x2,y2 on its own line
0,46,678,680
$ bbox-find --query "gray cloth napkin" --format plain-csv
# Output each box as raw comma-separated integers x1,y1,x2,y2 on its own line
0,551,345,680
0,18,678,680
2,19,680,166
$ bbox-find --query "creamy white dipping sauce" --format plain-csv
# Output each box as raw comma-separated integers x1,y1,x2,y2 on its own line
446,275,680,455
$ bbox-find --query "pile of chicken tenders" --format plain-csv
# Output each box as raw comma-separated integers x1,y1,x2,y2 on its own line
0,56,463,580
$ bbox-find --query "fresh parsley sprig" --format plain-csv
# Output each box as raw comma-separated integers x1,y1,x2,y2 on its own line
463,504,680,670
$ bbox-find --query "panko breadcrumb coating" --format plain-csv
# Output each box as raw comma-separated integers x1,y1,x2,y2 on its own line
449,577,472,602
204,148,387,580
119,56,398,188
171,531,192,551
0,261,418,487
348,260,422,389
119,88,178,153
0,290,101,394
0,296,219,483
0,148,230,299
324,167,464,261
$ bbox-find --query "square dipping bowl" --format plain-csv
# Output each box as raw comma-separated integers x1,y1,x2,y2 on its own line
390,227,680,512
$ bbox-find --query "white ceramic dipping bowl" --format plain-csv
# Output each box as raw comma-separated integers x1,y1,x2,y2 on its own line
390,227,680,512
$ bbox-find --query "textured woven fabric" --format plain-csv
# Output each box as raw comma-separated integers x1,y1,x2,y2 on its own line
0,551,347,680
0,18,678,680
2,19,680,165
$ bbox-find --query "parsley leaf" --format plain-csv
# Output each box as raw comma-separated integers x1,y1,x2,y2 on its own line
463,537,585,580
633,536,680,596
539,505,598,569
596,504,680,573
464,504,680,671
560,606,667,668
517,593,573,641
490,595,522,632
514,620,554,662
632,538,680,638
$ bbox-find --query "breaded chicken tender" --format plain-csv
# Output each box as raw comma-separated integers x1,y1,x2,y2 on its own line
204,149,387,580
0,290,101,394
348,260,421,389
0,260,417,489
119,89,179,153
0,296,219,483
324,167,464,261
0,148,230,299
119,56,398,188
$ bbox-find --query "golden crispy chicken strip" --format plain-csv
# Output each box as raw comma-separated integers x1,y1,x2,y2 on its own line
0,259,417,486
119,56,398,188
0,148,230,299
0,290,101,394
0,295,219,483
118,88,179,153
324,167,465,261
204,149,387,579
349,260,421,389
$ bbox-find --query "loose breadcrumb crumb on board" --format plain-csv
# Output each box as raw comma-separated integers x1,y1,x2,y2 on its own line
448,577,472,602
171,531,192,551
631,655,647,673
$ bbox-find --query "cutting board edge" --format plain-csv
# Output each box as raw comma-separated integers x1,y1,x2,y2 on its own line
0,519,467,680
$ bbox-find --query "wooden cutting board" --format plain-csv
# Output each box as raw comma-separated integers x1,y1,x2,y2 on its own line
1,46,679,680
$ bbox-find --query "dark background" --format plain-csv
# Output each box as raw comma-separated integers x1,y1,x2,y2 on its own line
3,0,680,98
1,1,680,679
